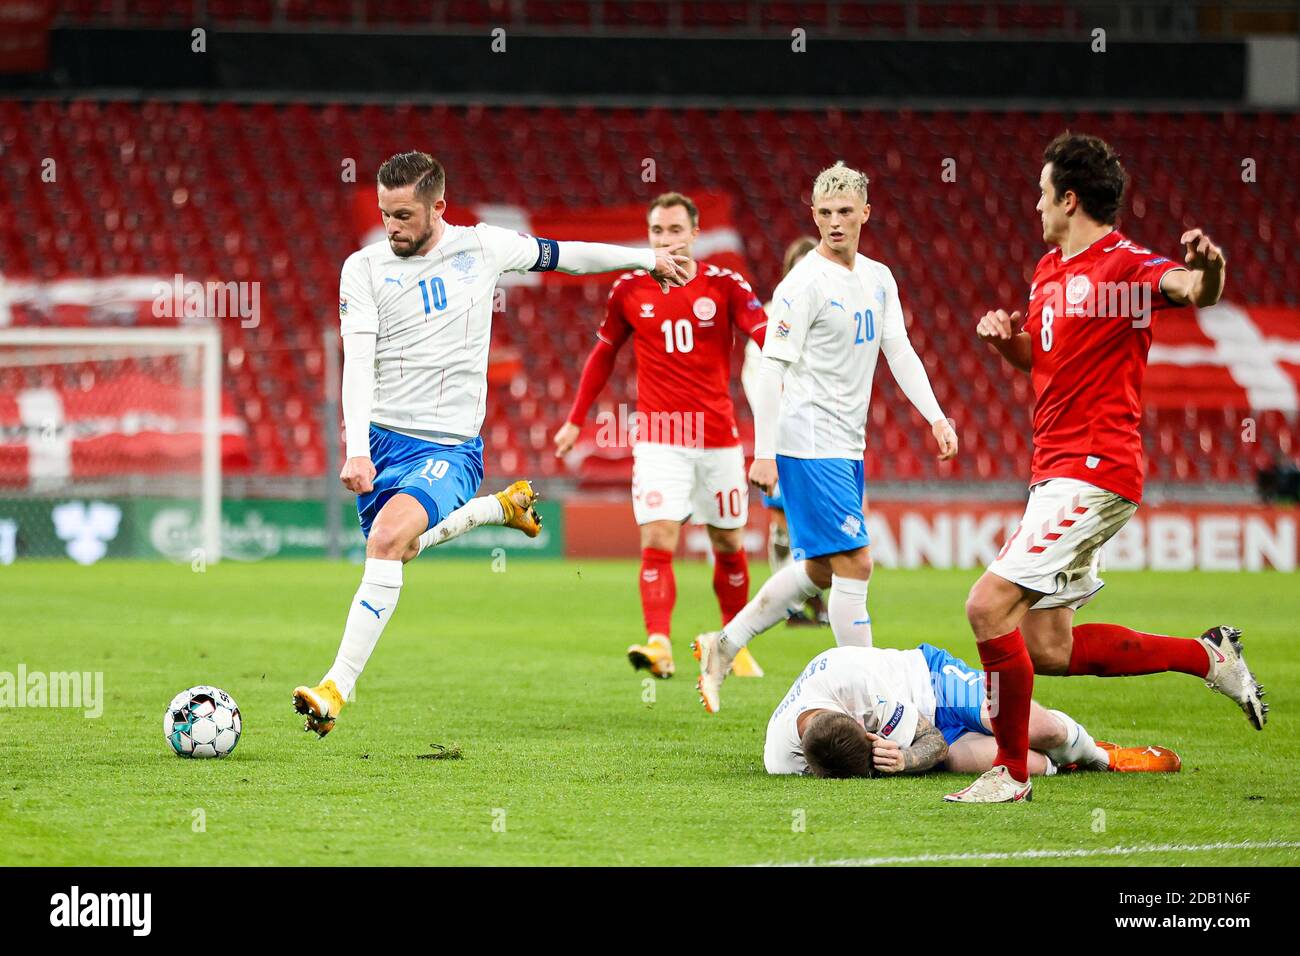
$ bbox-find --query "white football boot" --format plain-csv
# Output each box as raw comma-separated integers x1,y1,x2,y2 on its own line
691,630,737,714
943,765,1033,804
1199,626,1267,730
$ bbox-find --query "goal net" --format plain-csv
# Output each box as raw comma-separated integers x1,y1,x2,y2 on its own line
0,327,224,565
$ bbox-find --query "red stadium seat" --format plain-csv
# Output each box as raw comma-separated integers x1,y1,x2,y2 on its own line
3,102,1294,482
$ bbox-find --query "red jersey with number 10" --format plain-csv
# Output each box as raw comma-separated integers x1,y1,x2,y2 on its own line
598,264,768,448
1022,231,1187,504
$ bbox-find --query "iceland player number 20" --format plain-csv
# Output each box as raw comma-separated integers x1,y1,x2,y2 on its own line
854,309,875,344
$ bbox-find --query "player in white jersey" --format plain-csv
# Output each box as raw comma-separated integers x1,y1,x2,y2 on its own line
694,161,958,713
741,235,828,628
293,152,689,736
766,644,1182,778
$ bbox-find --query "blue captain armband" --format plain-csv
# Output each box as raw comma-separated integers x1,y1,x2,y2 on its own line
530,237,560,272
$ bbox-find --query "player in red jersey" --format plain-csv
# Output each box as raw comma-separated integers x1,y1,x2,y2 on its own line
946,132,1267,804
553,192,767,679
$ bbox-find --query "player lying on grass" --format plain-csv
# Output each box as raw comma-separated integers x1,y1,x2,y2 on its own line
693,160,957,712
553,192,768,681
765,644,1180,779
948,132,1266,804
292,151,690,737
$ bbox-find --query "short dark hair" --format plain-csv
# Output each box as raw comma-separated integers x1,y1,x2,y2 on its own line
1042,132,1129,225
377,151,445,204
647,191,699,228
801,712,876,778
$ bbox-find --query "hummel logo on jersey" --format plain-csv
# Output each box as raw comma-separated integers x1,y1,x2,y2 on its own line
359,600,385,619
1104,238,1151,255
384,276,403,287
640,302,655,318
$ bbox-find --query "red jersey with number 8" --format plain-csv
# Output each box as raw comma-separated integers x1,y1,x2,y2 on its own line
597,264,768,448
1022,231,1187,504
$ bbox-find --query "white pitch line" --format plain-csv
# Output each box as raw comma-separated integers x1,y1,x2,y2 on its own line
751,839,1300,867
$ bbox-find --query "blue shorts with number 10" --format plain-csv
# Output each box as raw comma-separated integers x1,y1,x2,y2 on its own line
356,424,484,539
919,643,991,746
776,455,869,559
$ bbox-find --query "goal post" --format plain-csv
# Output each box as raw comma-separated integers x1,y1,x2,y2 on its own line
0,325,223,564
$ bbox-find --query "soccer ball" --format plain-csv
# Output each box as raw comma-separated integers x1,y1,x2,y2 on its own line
164,685,241,758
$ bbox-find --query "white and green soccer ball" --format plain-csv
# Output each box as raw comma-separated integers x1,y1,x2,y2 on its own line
164,685,241,758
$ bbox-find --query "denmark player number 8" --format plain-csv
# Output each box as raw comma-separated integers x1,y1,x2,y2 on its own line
1040,304,1054,352
660,318,694,354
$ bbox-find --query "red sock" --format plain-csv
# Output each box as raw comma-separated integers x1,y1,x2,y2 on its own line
977,629,1034,784
639,548,675,638
1068,623,1209,678
712,550,750,625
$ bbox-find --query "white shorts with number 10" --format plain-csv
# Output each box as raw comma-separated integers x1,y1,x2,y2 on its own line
631,442,749,529
988,477,1137,610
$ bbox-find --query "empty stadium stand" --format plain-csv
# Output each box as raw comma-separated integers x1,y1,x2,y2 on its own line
2,101,1296,484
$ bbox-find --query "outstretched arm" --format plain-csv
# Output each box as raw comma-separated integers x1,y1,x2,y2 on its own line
554,241,690,292
976,309,1032,373
866,715,950,775
1160,228,1226,307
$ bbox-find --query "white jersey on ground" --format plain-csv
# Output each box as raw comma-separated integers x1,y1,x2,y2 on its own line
762,250,908,459
763,645,937,775
338,222,545,441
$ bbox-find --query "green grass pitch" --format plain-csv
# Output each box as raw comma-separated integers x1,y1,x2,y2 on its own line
0,558,1296,867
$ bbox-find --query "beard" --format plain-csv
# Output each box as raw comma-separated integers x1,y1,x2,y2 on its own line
390,225,434,258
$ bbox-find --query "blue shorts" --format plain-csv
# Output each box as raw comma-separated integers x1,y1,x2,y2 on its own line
918,643,990,746
356,425,484,539
762,481,783,511
776,456,868,559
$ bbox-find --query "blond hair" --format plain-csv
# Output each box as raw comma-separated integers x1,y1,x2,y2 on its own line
811,160,869,204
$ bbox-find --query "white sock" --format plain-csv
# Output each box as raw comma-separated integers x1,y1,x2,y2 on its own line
323,558,403,699
1045,709,1107,769
828,574,872,647
1043,757,1058,776
721,561,819,651
415,495,505,556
